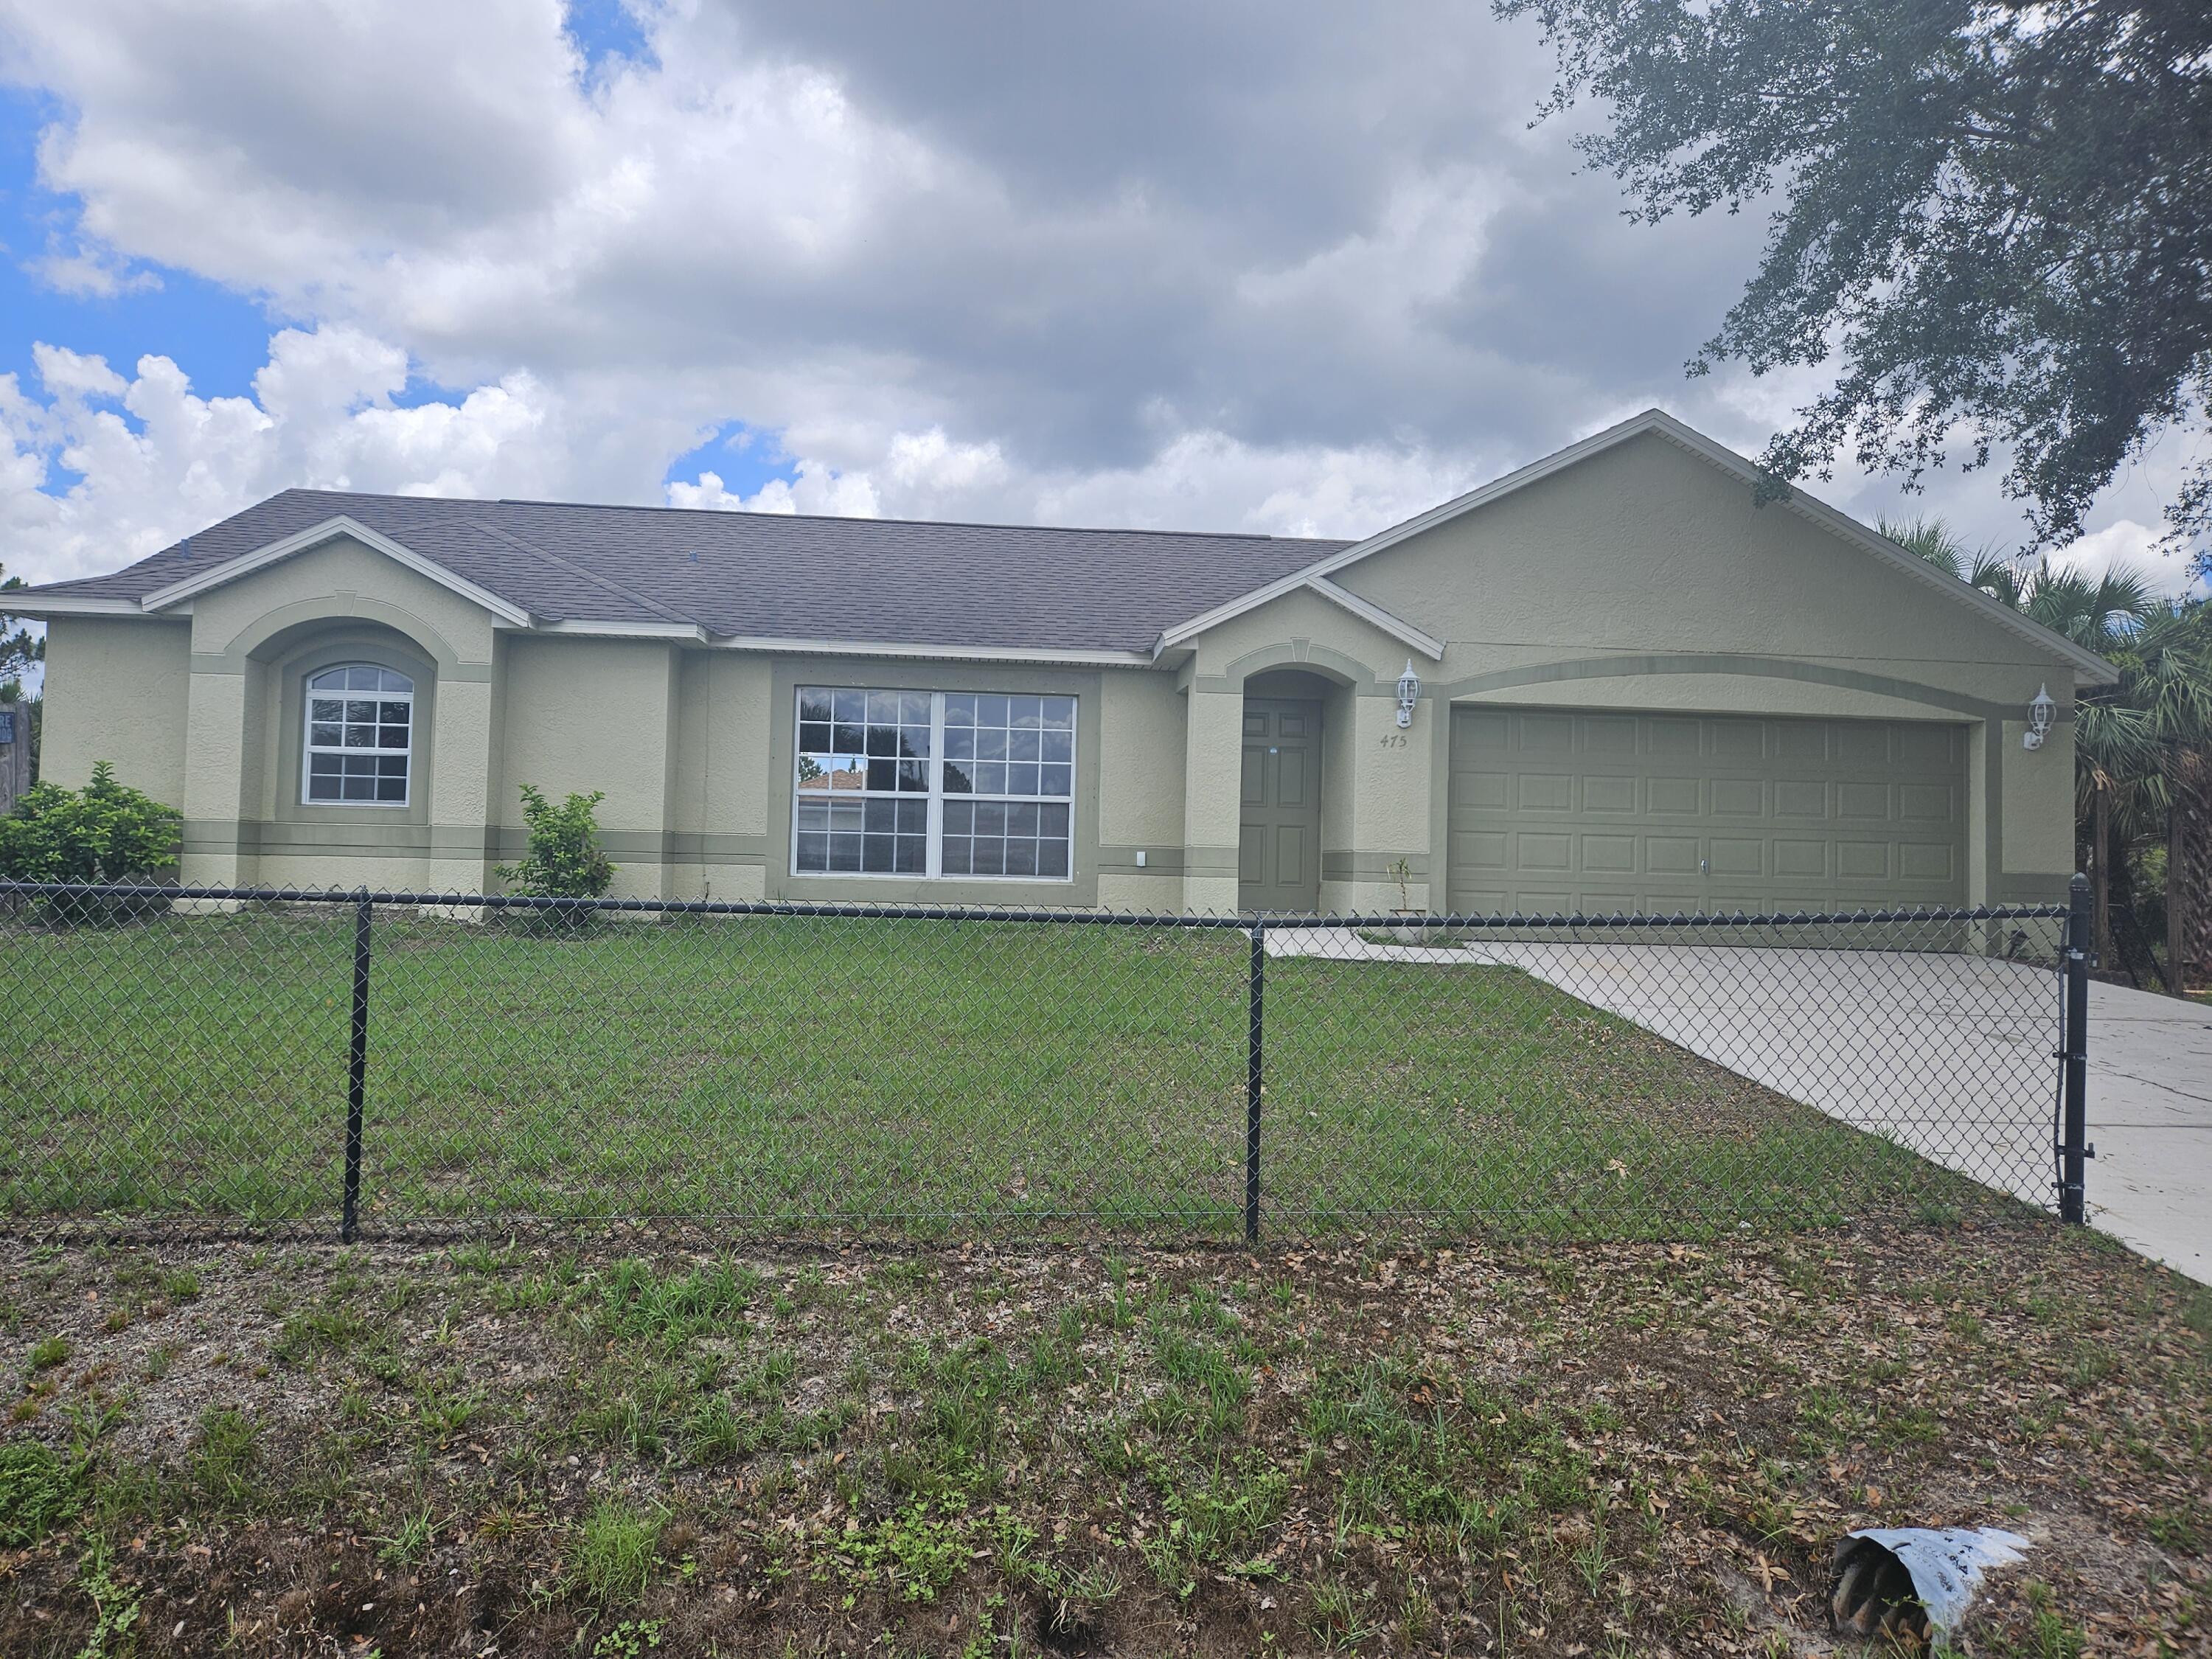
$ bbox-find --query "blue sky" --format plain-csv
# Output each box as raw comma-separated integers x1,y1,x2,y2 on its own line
0,6,799,518
0,85,271,406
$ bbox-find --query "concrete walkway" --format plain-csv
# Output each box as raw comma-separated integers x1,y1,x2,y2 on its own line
1268,928,2211,1281
2079,981,2212,1282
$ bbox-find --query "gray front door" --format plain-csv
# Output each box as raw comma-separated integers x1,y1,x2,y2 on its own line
1239,697,1322,913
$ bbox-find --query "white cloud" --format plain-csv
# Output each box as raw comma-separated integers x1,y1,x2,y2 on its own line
1031,428,1484,539
2048,519,2203,599
667,460,879,519
0,327,572,582
0,0,2199,597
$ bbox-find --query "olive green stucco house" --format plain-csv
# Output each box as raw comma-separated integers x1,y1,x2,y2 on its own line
10,410,2112,915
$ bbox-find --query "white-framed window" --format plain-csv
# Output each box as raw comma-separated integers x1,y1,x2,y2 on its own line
304,664,414,805
793,687,1076,880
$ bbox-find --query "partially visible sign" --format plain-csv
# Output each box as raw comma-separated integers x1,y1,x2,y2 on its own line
0,712,14,744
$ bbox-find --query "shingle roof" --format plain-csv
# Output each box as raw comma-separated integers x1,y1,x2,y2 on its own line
21,489,1349,655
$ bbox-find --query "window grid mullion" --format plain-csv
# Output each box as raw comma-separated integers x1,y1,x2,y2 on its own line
790,684,1073,883
926,692,945,879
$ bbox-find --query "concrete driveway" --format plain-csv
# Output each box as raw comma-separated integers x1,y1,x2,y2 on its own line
1269,929,2212,1281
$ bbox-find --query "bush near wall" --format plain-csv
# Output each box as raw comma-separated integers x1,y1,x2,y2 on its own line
496,784,616,928
0,761,179,885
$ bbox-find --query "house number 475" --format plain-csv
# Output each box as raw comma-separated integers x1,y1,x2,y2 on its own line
1377,733,1408,749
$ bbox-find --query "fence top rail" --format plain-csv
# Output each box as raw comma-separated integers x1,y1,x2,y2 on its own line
0,880,2071,931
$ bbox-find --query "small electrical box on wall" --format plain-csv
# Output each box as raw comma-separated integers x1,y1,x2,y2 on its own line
1135,849,1148,868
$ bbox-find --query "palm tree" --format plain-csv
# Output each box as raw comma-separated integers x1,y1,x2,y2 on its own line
1878,516,2158,655
1882,516,2209,987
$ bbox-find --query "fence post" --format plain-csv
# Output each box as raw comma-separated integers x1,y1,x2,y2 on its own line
341,888,374,1243
1245,919,1265,1245
2059,872,2092,1225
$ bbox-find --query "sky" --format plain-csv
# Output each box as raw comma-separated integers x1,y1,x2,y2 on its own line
0,0,2202,605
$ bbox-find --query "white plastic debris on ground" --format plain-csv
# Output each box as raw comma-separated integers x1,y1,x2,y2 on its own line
1848,1526,2031,1641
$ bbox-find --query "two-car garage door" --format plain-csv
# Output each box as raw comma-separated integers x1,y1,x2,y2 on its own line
1445,707,1968,917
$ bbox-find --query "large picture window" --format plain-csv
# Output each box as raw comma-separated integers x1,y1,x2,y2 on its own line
793,686,1076,880
304,665,414,804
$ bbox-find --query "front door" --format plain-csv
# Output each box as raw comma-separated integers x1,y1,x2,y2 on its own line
1239,697,1322,913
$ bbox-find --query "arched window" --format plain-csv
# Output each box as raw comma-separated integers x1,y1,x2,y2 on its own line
304,665,414,804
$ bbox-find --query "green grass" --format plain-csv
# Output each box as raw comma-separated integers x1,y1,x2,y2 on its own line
0,908,1993,1237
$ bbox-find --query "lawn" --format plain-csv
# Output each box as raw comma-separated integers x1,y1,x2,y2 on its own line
0,1231,2202,1657
1,906,2006,1237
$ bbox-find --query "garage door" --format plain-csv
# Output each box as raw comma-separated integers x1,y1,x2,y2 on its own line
1446,707,1968,917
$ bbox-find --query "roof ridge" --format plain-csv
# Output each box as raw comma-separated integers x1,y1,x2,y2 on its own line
244,484,1352,546
491,495,1344,544
460,516,697,628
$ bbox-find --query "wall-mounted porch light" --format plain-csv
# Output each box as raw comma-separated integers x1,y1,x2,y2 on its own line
2023,684,2056,751
1396,659,1421,729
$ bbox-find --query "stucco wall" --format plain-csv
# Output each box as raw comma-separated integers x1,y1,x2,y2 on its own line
29,438,2089,912
500,636,682,900
666,651,771,901
1095,669,1186,906
1168,431,2084,910
38,617,192,804
1343,430,2059,692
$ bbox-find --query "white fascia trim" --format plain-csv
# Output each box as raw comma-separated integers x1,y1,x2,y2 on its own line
1303,576,1445,661
2,594,175,618
139,515,534,628
1155,407,2119,687
709,634,1156,668
534,619,709,644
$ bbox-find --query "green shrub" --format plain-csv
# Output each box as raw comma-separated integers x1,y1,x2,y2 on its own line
0,761,180,886
496,784,615,927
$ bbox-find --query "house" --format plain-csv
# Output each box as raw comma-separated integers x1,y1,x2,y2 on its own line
10,410,2110,915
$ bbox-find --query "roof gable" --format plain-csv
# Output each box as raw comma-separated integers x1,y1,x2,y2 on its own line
1156,410,2120,686
140,515,533,627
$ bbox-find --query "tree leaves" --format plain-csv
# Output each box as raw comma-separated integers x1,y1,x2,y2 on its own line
1499,0,2212,570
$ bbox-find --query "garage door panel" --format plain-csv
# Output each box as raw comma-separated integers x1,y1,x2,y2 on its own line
1775,779,1827,817
1711,777,1766,817
1517,832,1573,872
1774,723,1830,762
1835,723,1891,765
1453,827,1509,867
1709,836,1765,876
1897,723,1958,767
1517,773,1572,811
1775,839,1829,878
1452,770,1509,810
1581,833,1638,873
1899,842,1955,881
1585,716,1637,757
1711,721,1765,762
1522,714,1574,757
1447,706,1968,916
1837,841,1891,880
1834,781,1891,820
1899,782,1955,821
1583,774,1636,813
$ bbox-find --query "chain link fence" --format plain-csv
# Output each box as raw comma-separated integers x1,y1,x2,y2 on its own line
0,882,2083,1242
